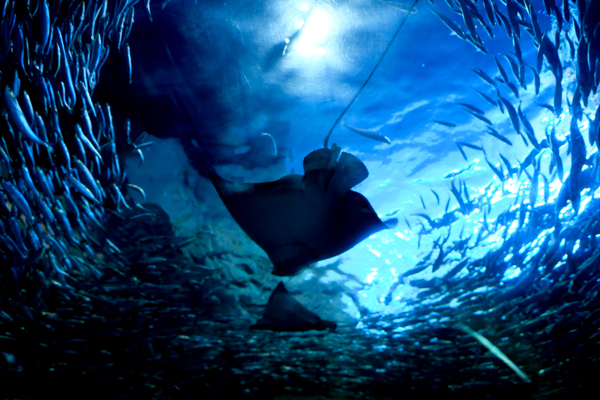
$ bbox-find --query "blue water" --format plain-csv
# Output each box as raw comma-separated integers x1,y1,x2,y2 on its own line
118,0,597,317
2,0,600,397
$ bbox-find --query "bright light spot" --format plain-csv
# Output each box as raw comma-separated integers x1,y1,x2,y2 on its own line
581,195,591,211
294,8,332,58
385,259,391,265
504,266,522,280
365,269,378,283
369,248,381,257
573,240,580,254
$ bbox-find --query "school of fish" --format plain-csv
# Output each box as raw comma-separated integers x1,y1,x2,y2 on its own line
0,0,600,398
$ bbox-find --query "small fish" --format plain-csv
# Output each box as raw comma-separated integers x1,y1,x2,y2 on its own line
529,159,540,207
432,243,445,272
74,159,100,199
54,27,76,109
62,186,80,220
419,194,427,210
8,213,28,254
457,102,484,115
505,81,520,99
40,0,51,53
75,124,102,161
431,189,440,204
525,64,540,95
126,183,146,202
412,213,433,227
472,68,497,87
464,109,492,125
455,0,478,40
262,133,278,156
457,141,483,151
444,161,475,179
4,87,49,147
520,148,540,173
485,156,504,181
20,163,40,201
125,43,132,84
67,175,99,204
569,116,586,213
461,179,471,204
1,180,33,223
526,1,543,45
553,82,563,115
384,208,401,217
403,214,412,231
493,56,509,83
144,0,153,21
499,153,516,177
495,8,513,38
450,179,466,210
130,213,155,220
341,122,391,144
433,120,456,127
542,173,550,203
428,4,467,40
282,20,308,57
540,33,561,78
537,103,555,113
505,0,521,38
481,0,496,26
517,106,540,150
497,96,520,135
54,203,78,244
553,3,563,32
501,53,521,85
456,142,468,161
576,38,592,107
486,127,512,146
379,0,418,13
456,323,530,383
565,32,575,59
35,167,55,203
472,88,497,107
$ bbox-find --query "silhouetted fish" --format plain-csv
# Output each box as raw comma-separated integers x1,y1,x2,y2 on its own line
250,282,337,331
210,145,394,276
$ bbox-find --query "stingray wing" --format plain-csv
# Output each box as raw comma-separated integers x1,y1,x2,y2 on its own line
210,147,389,277
210,171,305,250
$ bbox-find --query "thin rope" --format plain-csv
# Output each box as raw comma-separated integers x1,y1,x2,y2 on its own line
323,0,420,148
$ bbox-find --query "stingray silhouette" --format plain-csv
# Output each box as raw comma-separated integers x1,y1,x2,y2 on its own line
210,144,396,276
250,282,337,331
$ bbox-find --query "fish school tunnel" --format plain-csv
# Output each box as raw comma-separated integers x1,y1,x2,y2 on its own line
1,0,600,398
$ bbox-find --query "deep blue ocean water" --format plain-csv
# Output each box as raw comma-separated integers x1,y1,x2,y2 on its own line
1,0,600,398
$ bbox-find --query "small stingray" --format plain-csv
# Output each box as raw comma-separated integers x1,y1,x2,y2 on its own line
250,282,337,331
210,144,395,276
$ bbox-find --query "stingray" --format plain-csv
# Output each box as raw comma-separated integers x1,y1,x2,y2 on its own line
210,144,396,276
250,282,337,332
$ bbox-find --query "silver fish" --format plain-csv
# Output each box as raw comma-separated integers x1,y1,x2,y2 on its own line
341,121,391,144
4,87,48,147
1,180,33,223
